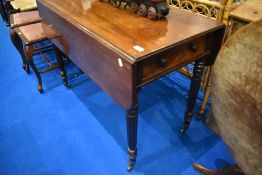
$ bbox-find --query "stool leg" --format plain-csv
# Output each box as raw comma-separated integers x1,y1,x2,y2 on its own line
10,29,30,74
0,2,7,22
53,45,70,88
25,45,43,93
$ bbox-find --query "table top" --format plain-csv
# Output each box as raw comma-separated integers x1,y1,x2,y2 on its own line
230,0,262,22
38,0,222,62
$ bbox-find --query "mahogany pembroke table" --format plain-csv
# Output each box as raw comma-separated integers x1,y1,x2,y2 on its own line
37,0,225,171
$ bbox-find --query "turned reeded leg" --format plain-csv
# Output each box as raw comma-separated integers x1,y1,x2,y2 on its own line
181,58,206,133
10,29,30,74
25,45,43,93
53,45,70,88
126,100,138,171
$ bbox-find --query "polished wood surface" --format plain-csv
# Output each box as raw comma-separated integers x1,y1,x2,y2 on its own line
37,0,222,62
37,0,225,170
14,21,61,45
38,1,135,110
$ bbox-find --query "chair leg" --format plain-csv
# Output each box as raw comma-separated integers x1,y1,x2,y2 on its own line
193,163,245,175
0,2,7,22
4,0,12,26
10,29,30,74
25,45,43,93
53,45,70,88
198,66,213,120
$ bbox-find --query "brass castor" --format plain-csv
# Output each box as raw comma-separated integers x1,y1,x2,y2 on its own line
127,148,137,172
180,127,187,133
127,161,135,172
64,82,71,88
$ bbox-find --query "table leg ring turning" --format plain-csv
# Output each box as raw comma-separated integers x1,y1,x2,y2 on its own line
181,59,206,133
127,148,137,172
126,105,138,171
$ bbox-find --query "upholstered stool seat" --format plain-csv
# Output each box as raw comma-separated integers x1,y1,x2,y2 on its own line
13,21,69,93
10,10,41,28
10,0,37,12
15,22,60,44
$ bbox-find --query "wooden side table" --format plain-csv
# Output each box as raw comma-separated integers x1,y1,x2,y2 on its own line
37,0,225,171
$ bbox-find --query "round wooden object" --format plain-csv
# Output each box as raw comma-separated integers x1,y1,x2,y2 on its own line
211,20,262,175
229,0,262,23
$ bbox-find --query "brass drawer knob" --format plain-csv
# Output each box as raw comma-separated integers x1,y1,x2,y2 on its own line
188,43,198,53
156,57,168,67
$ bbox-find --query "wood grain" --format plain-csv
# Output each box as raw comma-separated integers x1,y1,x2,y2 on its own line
37,0,222,62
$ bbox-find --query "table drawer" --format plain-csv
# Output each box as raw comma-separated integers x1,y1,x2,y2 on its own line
139,35,208,85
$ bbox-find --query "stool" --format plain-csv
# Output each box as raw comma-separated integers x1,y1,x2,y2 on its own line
10,10,42,73
14,21,69,93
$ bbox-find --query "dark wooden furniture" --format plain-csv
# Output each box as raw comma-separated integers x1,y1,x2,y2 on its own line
0,0,7,22
2,0,38,26
10,10,42,73
37,0,225,171
13,21,69,93
0,0,12,25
